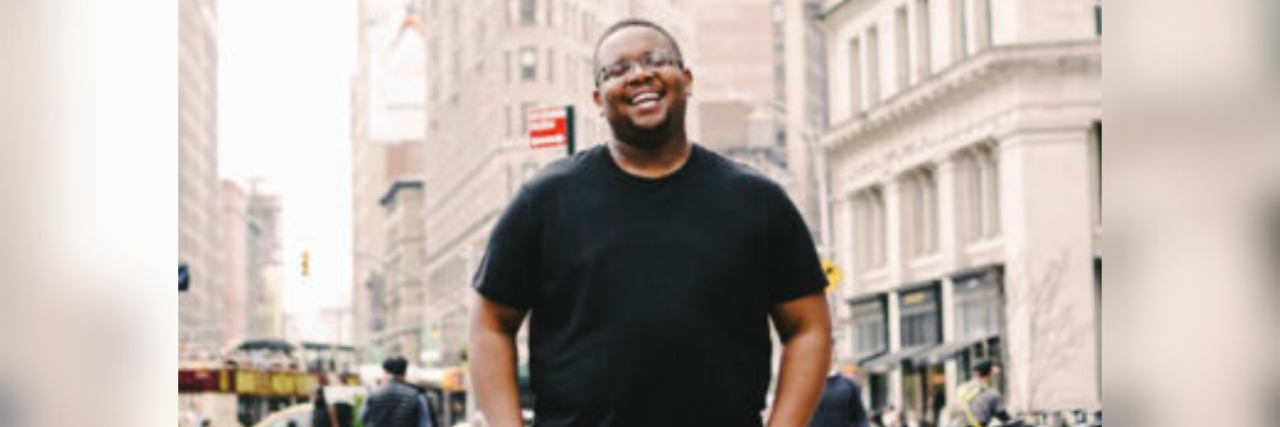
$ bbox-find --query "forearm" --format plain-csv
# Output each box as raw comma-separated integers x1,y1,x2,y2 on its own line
470,325,524,427
765,329,831,427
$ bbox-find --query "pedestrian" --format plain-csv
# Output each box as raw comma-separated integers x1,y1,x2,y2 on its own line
469,17,833,427
807,346,870,427
881,405,900,427
359,356,435,427
313,386,339,427
952,360,1016,427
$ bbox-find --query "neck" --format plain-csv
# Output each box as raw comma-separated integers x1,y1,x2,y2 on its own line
607,133,692,179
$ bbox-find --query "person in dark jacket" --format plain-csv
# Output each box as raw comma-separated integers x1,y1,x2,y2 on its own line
360,356,434,427
808,347,870,427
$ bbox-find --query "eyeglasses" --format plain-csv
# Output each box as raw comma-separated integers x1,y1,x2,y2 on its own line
595,50,683,85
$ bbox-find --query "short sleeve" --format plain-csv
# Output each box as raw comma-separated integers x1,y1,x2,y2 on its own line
766,186,827,304
471,187,540,310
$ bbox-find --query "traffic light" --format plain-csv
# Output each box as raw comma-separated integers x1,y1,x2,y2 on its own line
301,251,310,277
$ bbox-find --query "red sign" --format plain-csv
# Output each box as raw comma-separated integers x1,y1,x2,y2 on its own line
528,106,572,149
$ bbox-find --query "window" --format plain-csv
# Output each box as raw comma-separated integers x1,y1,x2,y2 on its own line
853,187,887,270
899,286,941,347
1091,121,1101,227
504,104,512,137
546,0,554,26
915,0,933,79
866,27,881,106
953,268,1003,341
851,298,888,358
973,0,991,51
504,50,512,83
547,48,555,83
950,0,967,62
895,7,911,91
849,38,864,114
901,167,939,258
1095,0,1102,36
520,102,535,135
520,0,536,25
520,47,537,81
957,144,1001,244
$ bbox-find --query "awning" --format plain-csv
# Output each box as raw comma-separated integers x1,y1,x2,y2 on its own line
860,345,937,373
908,335,998,366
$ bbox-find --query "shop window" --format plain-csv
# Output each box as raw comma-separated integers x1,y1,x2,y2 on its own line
900,286,941,347
850,297,888,358
953,266,1004,341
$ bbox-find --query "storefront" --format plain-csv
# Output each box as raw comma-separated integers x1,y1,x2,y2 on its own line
848,294,890,410
897,284,944,427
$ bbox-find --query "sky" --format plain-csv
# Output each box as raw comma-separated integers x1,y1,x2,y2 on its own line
218,0,358,342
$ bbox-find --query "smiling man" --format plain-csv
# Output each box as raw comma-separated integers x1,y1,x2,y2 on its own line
469,18,832,427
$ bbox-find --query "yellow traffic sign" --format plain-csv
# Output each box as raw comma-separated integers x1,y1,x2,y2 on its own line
822,259,844,293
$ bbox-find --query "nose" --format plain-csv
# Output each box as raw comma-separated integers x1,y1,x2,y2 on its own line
623,64,657,86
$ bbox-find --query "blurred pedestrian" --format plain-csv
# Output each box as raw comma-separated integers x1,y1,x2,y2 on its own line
359,356,434,427
807,348,870,427
952,360,1016,427
470,17,832,427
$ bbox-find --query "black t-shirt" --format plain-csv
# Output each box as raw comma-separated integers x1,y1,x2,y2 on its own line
472,144,826,427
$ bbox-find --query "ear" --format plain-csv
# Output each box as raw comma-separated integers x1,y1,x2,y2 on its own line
683,68,694,97
592,89,604,114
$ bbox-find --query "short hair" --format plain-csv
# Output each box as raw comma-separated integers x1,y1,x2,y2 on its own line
382,356,408,376
972,359,994,376
592,18,684,79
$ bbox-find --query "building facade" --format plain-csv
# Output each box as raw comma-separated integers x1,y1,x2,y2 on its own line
179,0,222,354
820,0,1101,421
246,190,284,339
219,181,250,348
419,0,694,370
351,0,429,363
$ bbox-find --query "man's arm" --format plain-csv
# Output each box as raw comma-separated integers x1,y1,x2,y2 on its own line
766,293,832,427
469,293,529,427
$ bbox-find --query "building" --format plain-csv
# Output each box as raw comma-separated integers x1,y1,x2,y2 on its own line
373,178,427,362
819,0,1101,420
247,190,284,339
351,0,429,364
418,0,694,370
179,0,222,354
219,181,250,348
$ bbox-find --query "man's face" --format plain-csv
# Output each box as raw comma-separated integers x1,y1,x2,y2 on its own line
592,26,693,149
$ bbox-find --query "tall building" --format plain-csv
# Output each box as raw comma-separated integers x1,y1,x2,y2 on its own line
820,0,1101,419
376,178,427,361
247,189,284,339
219,181,250,348
419,0,695,370
179,0,222,354
351,0,429,364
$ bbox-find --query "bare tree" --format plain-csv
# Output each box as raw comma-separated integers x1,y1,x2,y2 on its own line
1003,251,1091,412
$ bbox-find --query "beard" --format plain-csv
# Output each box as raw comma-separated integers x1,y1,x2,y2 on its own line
607,103,685,151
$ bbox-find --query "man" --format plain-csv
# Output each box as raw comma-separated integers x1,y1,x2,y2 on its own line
953,360,1015,427
470,17,832,427
360,356,435,427
808,345,870,427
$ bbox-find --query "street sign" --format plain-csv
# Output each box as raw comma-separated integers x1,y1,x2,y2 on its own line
527,105,575,155
822,259,844,293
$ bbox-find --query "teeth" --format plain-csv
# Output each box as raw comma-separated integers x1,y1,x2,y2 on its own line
631,93,660,104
